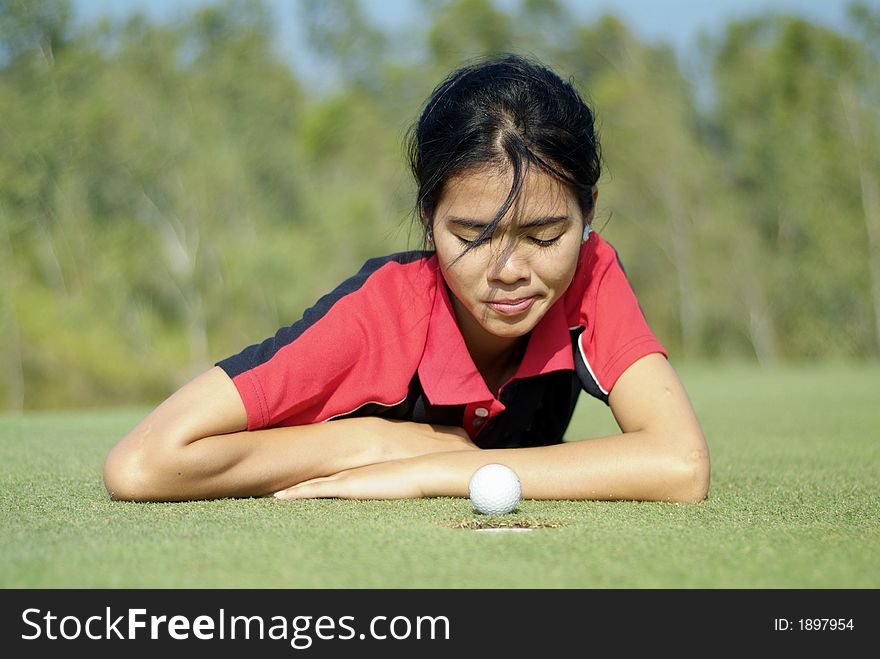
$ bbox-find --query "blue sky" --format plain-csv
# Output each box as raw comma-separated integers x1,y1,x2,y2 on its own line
70,0,858,82
71,0,856,43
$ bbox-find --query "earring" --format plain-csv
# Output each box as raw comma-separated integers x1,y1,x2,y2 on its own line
582,224,592,242
426,230,434,245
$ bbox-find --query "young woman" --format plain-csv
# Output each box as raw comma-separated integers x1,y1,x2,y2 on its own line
103,54,710,504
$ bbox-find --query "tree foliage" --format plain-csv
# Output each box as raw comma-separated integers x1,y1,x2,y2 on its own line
1,0,878,409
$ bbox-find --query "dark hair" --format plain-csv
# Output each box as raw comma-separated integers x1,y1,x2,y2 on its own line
407,53,602,251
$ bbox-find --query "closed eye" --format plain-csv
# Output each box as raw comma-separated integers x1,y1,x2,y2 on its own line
529,235,563,248
455,234,563,248
455,234,484,247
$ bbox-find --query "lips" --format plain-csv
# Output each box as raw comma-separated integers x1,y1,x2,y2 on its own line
486,296,536,315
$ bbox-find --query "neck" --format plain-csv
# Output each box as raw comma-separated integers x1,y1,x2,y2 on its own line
476,338,529,396
449,294,529,395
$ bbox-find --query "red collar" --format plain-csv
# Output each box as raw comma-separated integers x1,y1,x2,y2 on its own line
418,266,574,406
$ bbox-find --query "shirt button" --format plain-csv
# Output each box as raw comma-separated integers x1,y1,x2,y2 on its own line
475,407,489,418
472,418,484,427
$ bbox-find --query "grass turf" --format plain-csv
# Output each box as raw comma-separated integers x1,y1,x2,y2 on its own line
1,361,877,588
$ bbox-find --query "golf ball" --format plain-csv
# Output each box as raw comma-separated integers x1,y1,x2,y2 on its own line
468,463,521,515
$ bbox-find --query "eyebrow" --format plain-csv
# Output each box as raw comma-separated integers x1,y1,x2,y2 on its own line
446,215,570,230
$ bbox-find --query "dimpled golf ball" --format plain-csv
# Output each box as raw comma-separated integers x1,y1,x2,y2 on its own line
468,463,521,515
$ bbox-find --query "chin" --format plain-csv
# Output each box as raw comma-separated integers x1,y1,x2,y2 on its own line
483,317,538,339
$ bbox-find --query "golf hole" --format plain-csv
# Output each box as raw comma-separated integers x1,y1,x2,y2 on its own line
450,519,566,532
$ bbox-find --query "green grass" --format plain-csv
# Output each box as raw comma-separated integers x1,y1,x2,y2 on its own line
1,362,878,588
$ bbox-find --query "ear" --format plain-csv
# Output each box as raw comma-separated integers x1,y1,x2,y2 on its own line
419,205,434,243
587,185,598,222
582,186,598,241
421,201,436,229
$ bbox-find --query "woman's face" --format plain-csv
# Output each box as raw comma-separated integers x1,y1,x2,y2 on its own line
431,165,589,353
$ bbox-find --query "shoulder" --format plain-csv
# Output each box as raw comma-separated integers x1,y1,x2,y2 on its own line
360,250,437,274
564,233,667,399
307,250,438,322
216,251,439,427
337,250,437,295
217,251,437,380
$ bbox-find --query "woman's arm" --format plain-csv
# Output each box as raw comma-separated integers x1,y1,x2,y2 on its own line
103,366,477,502
274,353,711,503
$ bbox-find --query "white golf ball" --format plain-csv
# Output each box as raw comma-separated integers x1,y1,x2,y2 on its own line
468,463,521,515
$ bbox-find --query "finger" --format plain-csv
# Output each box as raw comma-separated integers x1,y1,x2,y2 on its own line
274,477,341,500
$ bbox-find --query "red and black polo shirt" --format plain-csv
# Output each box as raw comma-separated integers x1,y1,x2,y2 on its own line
216,232,667,448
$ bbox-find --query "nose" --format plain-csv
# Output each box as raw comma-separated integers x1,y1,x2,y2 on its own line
487,239,530,285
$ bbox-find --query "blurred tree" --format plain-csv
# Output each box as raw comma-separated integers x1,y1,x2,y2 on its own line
424,0,515,72
839,1,880,354
299,0,388,91
712,11,880,359
0,0,71,65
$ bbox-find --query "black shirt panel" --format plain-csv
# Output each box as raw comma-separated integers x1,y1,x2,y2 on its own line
334,370,581,449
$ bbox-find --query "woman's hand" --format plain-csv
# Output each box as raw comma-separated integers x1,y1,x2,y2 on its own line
273,458,432,500
272,420,480,500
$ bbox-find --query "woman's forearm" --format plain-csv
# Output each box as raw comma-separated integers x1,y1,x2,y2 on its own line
104,416,475,502
418,429,709,503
